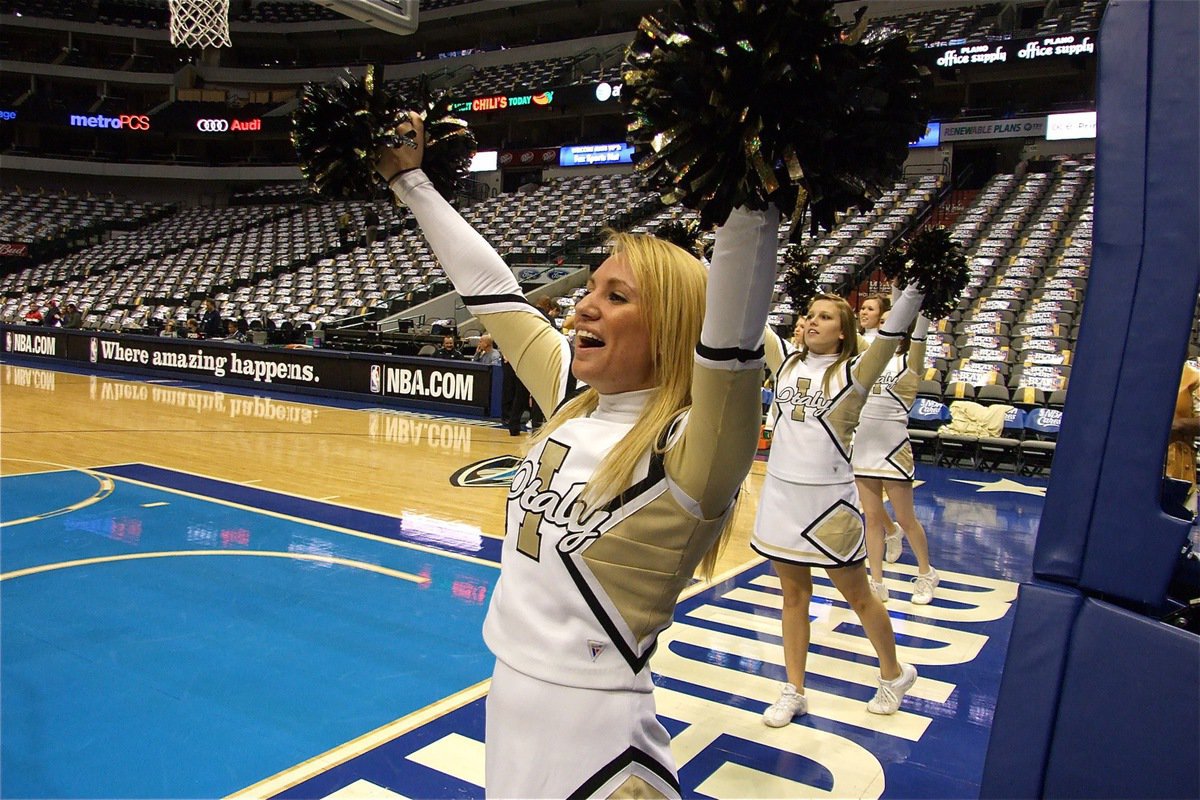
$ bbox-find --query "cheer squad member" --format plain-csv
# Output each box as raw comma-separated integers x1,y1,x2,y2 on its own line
754,287,923,727
378,112,780,798
853,296,939,604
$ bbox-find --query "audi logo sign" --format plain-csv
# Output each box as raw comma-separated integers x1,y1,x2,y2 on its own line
194,118,263,133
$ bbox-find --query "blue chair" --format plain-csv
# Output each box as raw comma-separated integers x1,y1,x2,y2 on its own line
908,398,950,464
978,406,1027,472
1020,407,1062,475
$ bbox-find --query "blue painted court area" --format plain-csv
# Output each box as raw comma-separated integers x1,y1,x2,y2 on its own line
1,467,497,800
277,465,1046,799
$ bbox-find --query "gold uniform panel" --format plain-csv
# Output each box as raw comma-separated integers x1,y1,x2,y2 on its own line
891,440,916,475
581,493,724,643
808,503,865,562
824,390,868,453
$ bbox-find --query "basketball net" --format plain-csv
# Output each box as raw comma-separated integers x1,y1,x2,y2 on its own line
168,0,232,48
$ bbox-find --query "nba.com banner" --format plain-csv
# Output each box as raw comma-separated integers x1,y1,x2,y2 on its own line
0,326,496,415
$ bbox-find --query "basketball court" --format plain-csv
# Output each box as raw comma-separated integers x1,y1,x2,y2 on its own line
1,360,1044,798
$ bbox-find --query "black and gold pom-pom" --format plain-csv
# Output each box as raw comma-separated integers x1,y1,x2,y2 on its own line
899,227,967,320
623,0,930,240
875,243,909,282
653,218,705,258
398,78,478,204
292,67,475,202
782,245,822,311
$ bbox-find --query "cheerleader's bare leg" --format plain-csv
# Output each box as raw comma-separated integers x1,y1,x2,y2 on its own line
886,481,930,573
825,561,901,680
856,476,890,598
772,560,814,691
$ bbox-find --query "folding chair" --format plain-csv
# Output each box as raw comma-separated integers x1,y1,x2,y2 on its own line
978,407,1026,472
908,398,950,465
1019,407,1063,476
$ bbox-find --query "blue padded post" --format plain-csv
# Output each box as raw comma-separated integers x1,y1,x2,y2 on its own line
1035,0,1200,607
1042,599,1200,799
980,583,1084,799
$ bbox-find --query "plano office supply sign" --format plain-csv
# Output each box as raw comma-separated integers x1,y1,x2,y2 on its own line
932,33,1096,69
941,117,1047,142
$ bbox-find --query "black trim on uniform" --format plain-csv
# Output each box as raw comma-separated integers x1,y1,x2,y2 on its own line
459,292,533,307
884,436,916,481
750,540,868,569
799,497,865,564
560,551,657,675
604,450,667,514
696,341,765,363
876,328,905,339
816,373,857,464
568,746,681,799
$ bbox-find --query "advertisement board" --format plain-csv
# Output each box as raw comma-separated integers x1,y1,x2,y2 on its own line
0,326,498,415
558,142,635,167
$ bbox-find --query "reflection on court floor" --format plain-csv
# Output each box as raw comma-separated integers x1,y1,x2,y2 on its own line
1,459,1043,799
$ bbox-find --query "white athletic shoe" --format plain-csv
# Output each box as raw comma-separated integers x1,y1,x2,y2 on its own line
868,663,918,715
869,576,890,603
911,567,940,605
763,683,808,727
884,523,903,563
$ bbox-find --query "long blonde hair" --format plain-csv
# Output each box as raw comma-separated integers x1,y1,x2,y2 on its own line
801,294,860,395
535,230,730,578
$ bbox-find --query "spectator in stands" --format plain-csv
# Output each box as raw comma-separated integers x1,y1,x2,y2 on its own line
225,320,248,343
184,318,201,339
377,110,774,799
535,297,562,329
42,300,62,327
337,210,352,247
23,307,43,325
364,207,381,246
500,354,517,426
160,319,177,337
61,302,82,329
507,299,559,433
199,298,223,339
472,333,502,366
1167,360,1200,518
431,334,462,360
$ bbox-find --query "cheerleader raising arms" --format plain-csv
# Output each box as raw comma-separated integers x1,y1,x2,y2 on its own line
753,284,923,726
378,112,780,799
854,303,938,605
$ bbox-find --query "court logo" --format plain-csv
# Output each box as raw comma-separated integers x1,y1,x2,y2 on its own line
369,364,382,393
89,337,98,363
449,455,523,488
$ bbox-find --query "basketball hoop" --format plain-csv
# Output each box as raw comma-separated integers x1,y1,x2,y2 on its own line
168,0,232,48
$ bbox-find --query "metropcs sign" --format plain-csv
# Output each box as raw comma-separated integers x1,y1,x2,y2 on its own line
195,117,262,133
69,113,151,130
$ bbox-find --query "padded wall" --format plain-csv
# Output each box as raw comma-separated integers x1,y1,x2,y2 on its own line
1034,0,1200,607
979,583,1083,799
1042,599,1200,799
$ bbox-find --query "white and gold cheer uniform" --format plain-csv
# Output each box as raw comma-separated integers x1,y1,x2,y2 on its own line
751,286,922,568
851,317,929,481
392,170,777,799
